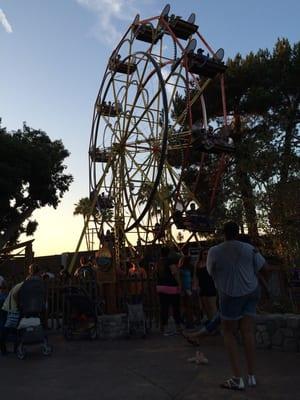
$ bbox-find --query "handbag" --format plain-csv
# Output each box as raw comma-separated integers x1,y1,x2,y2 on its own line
4,312,20,328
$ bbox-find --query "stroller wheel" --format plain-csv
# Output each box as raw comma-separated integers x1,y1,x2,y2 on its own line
16,344,26,360
89,327,98,340
42,344,53,356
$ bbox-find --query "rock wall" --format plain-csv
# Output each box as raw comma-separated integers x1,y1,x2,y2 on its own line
255,314,300,352
98,314,128,339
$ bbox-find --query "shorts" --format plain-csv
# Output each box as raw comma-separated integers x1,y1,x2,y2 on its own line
219,286,260,320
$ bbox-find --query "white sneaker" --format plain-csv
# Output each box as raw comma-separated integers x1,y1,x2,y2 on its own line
247,375,257,387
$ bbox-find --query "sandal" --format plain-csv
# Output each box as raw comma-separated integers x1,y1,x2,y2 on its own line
220,377,245,391
195,351,208,365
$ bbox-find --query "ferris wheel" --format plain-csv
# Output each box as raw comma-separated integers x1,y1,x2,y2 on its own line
88,5,234,265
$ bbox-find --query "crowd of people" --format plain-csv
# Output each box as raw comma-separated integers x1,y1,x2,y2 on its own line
0,220,271,391
156,246,216,335
156,221,269,390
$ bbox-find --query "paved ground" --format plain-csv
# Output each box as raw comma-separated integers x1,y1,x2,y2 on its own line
1,333,300,400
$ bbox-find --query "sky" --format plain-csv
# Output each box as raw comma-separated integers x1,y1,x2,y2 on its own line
1,0,299,256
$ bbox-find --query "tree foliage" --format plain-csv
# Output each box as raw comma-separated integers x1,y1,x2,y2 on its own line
0,122,73,249
73,197,113,223
174,38,300,259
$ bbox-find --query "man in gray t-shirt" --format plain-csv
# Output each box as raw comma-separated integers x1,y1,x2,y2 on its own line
207,222,267,391
207,239,266,297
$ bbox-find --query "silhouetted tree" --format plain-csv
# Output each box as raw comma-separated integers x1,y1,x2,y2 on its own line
0,121,73,249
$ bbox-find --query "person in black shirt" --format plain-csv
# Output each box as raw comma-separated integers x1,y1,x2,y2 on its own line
156,247,181,335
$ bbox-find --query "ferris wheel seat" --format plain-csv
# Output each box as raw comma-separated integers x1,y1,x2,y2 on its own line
183,215,215,233
174,220,186,230
192,135,235,154
91,191,114,210
132,23,162,44
188,53,227,78
111,62,137,75
168,16,198,40
97,200,114,210
96,102,122,117
109,56,137,75
89,148,110,162
172,210,185,229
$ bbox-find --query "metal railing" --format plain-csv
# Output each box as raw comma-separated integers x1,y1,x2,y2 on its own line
43,276,160,331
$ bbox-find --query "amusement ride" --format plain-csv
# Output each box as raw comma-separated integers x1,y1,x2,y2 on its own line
69,5,234,274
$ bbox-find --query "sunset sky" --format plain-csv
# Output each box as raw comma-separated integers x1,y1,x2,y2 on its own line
1,0,299,256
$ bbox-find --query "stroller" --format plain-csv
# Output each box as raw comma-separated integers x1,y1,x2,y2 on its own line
15,278,52,360
127,297,147,338
62,286,99,340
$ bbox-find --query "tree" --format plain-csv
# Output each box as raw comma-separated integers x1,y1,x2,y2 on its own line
173,38,300,252
73,196,113,224
0,121,73,249
203,49,272,240
268,179,300,260
73,197,92,222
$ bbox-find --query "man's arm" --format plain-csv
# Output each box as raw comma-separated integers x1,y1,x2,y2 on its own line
258,262,270,281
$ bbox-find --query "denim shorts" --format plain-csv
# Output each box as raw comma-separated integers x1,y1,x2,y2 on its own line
219,286,260,320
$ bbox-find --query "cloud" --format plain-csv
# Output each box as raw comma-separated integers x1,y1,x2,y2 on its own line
76,0,143,45
0,8,13,33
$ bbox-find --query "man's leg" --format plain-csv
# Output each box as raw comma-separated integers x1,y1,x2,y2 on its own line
222,319,241,377
239,316,256,375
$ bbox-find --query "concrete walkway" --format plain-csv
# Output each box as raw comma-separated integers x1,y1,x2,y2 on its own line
1,333,299,399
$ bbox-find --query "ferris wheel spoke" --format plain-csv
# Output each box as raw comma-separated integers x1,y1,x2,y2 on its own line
125,53,168,143
166,64,186,111
155,39,164,139
117,37,137,137
127,82,164,139
124,149,163,209
123,53,152,138
134,67,157,136
124,152,157,215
